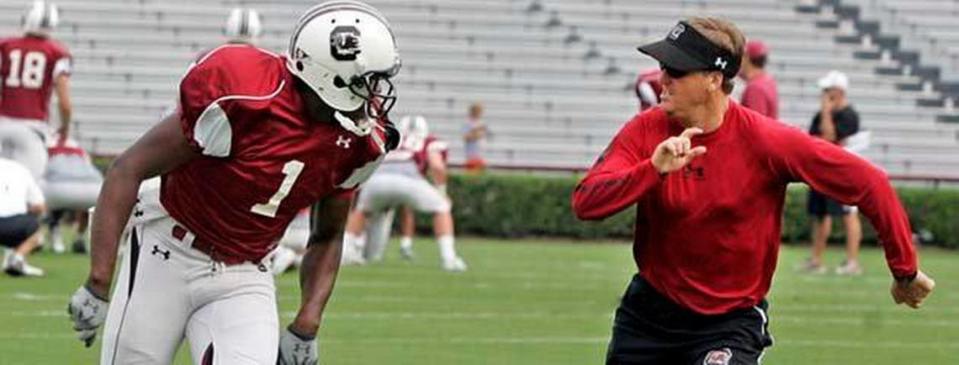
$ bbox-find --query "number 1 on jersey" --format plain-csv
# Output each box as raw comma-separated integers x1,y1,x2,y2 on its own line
251,160,305,218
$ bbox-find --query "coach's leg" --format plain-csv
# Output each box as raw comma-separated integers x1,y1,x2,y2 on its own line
99,225,190,364
186,265,278,365
686,303,773,365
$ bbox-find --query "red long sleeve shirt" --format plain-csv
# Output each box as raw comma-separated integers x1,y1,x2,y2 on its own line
572,101,917,315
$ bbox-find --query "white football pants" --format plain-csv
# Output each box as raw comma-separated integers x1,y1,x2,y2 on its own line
99,196,278,364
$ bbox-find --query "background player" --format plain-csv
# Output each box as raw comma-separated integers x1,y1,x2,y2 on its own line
344,115,467,271
0,0,72,179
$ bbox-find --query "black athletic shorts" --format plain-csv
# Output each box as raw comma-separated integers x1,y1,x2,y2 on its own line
0,214,40,248
606,274,773,365
807,189,851,217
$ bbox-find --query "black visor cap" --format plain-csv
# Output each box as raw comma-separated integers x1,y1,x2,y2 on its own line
637,21,741,79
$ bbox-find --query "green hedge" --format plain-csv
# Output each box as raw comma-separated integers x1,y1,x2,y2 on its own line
442,173,959,248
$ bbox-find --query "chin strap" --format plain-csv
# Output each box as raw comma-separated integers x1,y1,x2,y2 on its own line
334,111,374,136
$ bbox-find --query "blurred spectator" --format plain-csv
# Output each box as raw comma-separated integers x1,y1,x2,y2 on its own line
545,10,562,28
526,0,543,13
41,138,102,254
584,41,601,60
223,8,263,45
0,156,47,277
604,57,621,75
0,1,73,180
563,26,583,45
802,70,864,275
738,40,778,119
634,68,663,112
463,102,487,172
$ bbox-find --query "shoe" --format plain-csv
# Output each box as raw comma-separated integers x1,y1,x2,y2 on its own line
835,260,863,276
797,258,826,274
270,247,298,276
340,243,366,266
4,254,44,277
1,249,10,271
52,240,66,254
442,257,467,272
50,228,66,254
72,239,88,254
399,245,415,261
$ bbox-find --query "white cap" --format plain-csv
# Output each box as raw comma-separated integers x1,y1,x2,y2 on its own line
818,70,849,91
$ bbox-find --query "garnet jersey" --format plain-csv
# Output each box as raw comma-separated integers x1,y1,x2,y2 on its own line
413,135,448,175
0,35,71,121
160,45,388,262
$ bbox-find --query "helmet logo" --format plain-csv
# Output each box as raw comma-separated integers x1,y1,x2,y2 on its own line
330,26,362,61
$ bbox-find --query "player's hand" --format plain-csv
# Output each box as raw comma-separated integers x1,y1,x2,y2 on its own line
891,270,935,309
278,326,319,365
651,127,707,174
67,285,109,348
56,125,70,142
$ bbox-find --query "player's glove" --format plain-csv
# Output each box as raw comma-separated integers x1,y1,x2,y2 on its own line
277,326,318,365
67,285,109,348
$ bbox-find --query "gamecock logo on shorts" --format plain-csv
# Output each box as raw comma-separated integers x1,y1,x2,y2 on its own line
703,348,732,365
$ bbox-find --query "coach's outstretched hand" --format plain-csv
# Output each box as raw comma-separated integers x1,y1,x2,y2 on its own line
278,326,319,365
891,270,935,309
652,127,707,174
67,285,109,347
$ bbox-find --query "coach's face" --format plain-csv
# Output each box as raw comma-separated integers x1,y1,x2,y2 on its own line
659,67,716,123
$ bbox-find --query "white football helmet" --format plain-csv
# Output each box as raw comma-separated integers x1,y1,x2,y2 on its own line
224,8,263,44
397,115,429,152
22,1,59,36
287,1,401,122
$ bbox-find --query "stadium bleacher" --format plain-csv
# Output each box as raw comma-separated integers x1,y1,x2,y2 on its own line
1,0,957,177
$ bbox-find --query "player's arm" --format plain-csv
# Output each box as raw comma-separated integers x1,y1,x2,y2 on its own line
769,127,933,308
54,74,72,140
289,194,351,337
426,149,448,194
85,113,198,298
572,120,704,220
818,95,837,142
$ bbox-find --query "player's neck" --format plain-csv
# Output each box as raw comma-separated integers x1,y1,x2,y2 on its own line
683,95,728,133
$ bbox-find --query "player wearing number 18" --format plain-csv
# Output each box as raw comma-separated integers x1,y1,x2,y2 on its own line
67,1,401,364
0,1,72,179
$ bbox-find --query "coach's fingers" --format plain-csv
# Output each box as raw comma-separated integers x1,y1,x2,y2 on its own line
664,140,679,156
688,146,707,158
680,127,704,139
678,137,691,156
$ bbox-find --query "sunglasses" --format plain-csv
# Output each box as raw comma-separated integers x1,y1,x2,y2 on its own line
660,64,692,79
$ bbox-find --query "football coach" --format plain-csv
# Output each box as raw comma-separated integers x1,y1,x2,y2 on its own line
572,17,935,365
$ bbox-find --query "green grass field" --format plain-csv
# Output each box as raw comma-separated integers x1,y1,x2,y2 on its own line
1,238,957,364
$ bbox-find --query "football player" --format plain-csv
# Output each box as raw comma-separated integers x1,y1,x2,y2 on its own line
344,115,467,271
42,138,102,254
0,1,73,179
67,2,401,364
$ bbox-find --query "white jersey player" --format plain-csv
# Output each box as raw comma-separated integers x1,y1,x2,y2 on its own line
343,115,467,271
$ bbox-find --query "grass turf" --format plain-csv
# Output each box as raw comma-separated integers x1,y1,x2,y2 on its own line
1,238,956,364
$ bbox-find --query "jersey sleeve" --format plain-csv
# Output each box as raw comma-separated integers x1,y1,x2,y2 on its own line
571,114,664,220
764,124,917,279
177,59,234,157
51,44,72,78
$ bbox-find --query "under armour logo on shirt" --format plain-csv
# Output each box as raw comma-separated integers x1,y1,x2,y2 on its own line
714,57,728,70
336,135,352,149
